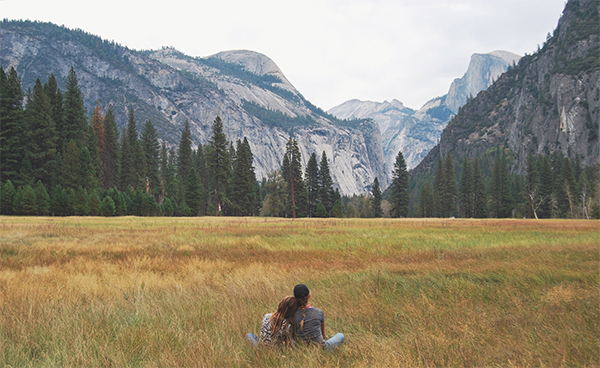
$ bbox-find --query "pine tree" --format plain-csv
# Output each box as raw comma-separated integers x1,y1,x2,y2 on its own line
318,151,335,216
43,74,64,152
91,101,105,161
79,146,96,190
126,108,147,189
159,141,169,200
195,142,208,215
433,156,444,217
472,158,487,218
490,155,512,218
100,195,116,216
62,140,81,190
1,180,16,215
102,104,120,189
331,199,344,218
417,181,435,217
389,150,409,218
459,158,474,218
0,67,26,185
141,120,160,196
282,138,307,218
371,177,383,218
208,116,230,216
118,126,131,191
305,152,319,217
84,123,102,189
21,185,37,215
34,181,50,215
25,78,57,187
440,152,457,217
63,67,87,146
51,184,69,216
177,120,194,184
231,138,257,216
185,166,203,216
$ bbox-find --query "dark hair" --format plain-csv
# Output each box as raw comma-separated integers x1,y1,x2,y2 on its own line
271,296,298,345
294,284,310,299
295,294,310,331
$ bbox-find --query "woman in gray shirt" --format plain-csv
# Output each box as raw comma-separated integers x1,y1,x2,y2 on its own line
292,284,345,350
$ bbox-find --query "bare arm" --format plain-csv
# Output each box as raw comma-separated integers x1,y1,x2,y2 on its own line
321,321,326,340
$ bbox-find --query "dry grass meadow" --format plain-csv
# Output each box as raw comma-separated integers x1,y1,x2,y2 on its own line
1,216,598,367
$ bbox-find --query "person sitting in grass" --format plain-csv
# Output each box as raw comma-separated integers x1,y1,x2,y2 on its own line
292,284,345,350
246,296,298,346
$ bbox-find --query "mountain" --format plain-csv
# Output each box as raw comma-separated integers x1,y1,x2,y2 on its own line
0,20,387,195
329,51,520,172
412,0,599,177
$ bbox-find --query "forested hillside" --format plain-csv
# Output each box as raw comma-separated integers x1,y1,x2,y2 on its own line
408,0,600,219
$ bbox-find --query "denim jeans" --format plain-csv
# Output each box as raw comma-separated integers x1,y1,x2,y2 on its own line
246,333,259,346
246,332,345,350
324,333,345,350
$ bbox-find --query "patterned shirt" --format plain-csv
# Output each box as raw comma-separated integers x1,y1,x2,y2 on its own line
259,313,293,346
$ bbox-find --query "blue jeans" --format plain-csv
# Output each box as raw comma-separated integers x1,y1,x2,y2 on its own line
324,333,345,350
246,332,345,350
246,333,259,346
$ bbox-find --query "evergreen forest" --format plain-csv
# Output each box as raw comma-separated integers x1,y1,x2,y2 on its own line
1,67,598,219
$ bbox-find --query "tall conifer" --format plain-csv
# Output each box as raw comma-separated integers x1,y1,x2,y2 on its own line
102,104,120,189
305,152,319,217
0,67,26,185
459,158,474,218
25,78,57,187
141,120,160,195
208,116,230,215
282,138,307,218
63,67,86,146
389,150,409,217
318,151,335,215
371,177,383,218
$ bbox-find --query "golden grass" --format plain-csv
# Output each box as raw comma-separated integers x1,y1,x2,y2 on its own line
1,216,598,367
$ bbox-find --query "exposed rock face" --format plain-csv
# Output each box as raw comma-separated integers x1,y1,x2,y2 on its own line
413,0,600,176
329,51,519,172
0,21,388,195
445,51,521,114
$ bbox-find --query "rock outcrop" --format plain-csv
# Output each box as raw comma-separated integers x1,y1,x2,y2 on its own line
0,21,388,194
329,51,519,172
412,0,599,176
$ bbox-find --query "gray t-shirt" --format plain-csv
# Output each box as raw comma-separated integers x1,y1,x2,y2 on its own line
293,307,325,345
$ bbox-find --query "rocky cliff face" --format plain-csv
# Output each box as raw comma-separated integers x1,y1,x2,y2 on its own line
0,21,387,195
413,0,600,176
329,51,519,172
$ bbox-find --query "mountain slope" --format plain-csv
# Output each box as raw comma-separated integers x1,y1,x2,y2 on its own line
329,51,520,171
412,0,600,177
0,20,387,194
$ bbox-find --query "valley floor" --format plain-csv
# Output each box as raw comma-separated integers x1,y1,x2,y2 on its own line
1,217,598,367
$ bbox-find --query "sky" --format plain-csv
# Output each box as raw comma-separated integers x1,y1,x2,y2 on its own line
3,0,567,110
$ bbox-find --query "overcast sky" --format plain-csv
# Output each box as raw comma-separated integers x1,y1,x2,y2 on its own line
3,0,566,110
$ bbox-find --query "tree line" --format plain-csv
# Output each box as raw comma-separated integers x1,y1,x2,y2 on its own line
0,66,412,217
413,151,599,219
2,66,597,219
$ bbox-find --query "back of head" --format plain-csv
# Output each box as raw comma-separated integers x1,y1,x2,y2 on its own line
271,296,299,343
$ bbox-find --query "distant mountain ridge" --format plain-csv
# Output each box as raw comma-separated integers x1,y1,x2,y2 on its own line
0,20,388,195
412,0,599,177
329,50,520,171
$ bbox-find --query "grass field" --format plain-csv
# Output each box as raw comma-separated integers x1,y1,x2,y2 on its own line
1,216,598,367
